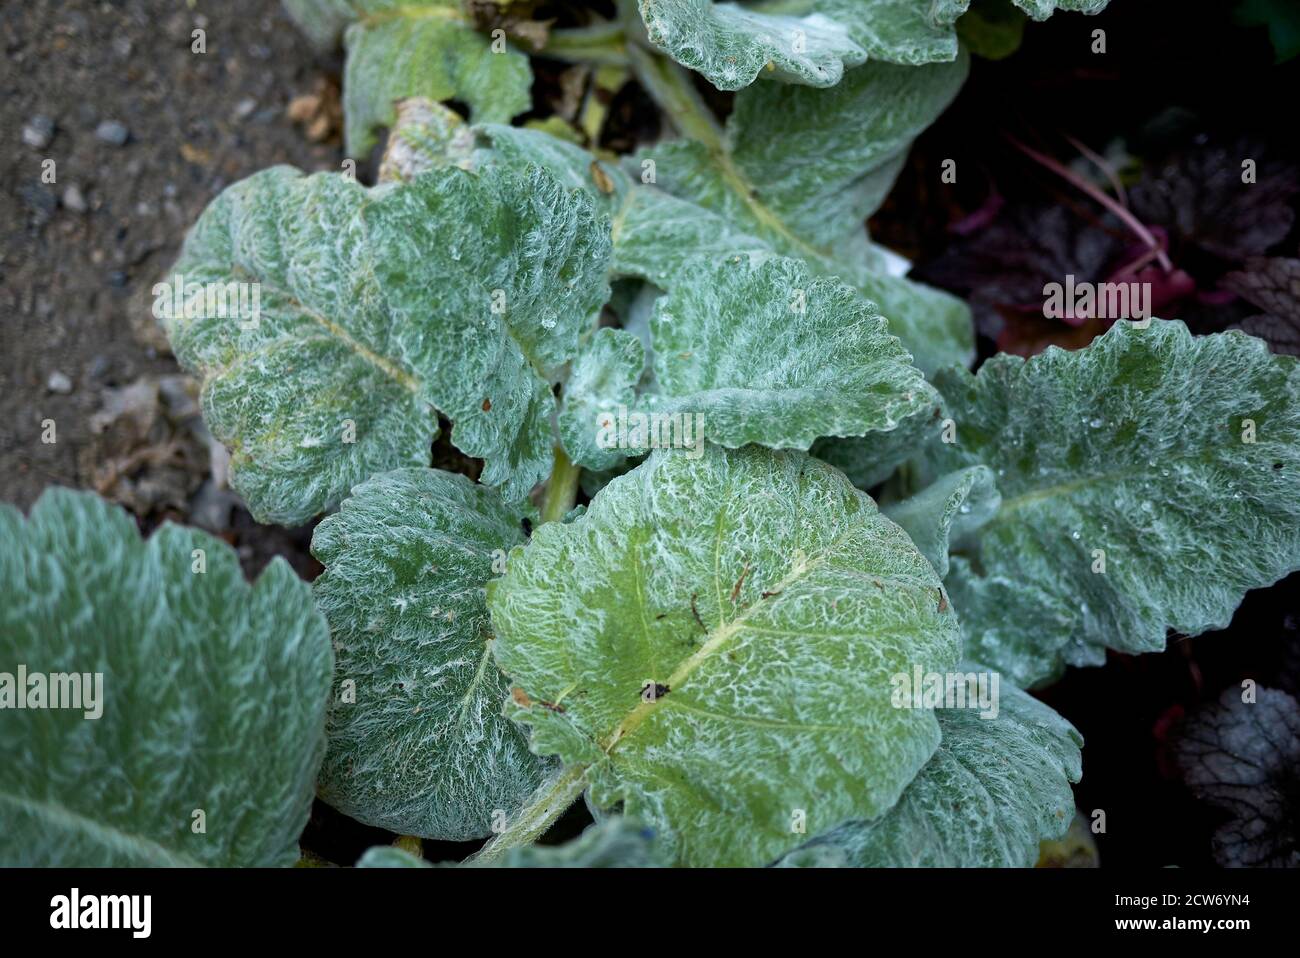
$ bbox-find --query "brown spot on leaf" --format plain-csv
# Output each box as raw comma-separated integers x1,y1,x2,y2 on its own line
590,160,614,195
731,563,750,602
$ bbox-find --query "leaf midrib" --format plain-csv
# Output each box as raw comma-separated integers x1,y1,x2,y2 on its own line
599,525,903,752
227,265,420,395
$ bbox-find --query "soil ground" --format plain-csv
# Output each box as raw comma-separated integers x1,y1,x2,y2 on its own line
1,0,343,573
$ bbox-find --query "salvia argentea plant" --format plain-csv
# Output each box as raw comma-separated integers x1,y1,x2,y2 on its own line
3,0,1297,868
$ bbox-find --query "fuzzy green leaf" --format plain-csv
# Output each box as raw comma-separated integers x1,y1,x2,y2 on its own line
488,445,962,867
637,54,973,373
777,672,1082,867
162,164,610,525
882,465,1000,577
434,118,771,288
0,490,332,867
379,103,971,376
924,320,1300,687
812,412,944,492
646,53,967,253
283,0,532,156
636,0,867,90
646,254,936,442
461,117,971,376
561,256,939,469
635,0,1111,85
311,468,548,840
558,327,647,472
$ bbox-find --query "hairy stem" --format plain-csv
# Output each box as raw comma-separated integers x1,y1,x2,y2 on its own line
626,42,724,149
465,763,591,865
541,445,581,525
544,22,630,66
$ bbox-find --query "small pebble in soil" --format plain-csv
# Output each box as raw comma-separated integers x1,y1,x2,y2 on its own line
62,184,87,212
47,371,73,394
95,120,130,146
22,115,54,149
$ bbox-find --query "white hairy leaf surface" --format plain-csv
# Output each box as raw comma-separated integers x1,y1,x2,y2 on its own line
311,468,549,840
0,490,332,866
646,53,968,253
882,465,1000,577
365,101,971,377
925,320,1300,686
488,444,962,866
637,0,867,90
777,673,1082,867
635,0,1111,87
636,54,974,373
162,163,610,525
558,327,648,472
645,255,938,444
559,256,939,470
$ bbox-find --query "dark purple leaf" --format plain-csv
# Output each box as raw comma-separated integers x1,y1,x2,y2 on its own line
1130,139,1298,262
914,202,1123,349
1175,686,1300,868
1223,257,1300,355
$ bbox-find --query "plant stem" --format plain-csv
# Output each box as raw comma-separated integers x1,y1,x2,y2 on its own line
626,42,724,149
1063,133,1128,208
465,763,591,865
1006,133,1173,273
544,22,630,66
541,445,581,525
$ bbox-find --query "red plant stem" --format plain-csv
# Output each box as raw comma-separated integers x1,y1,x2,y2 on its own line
1063,133,1128,207
1006,133,1173,273
1110,244,1164,280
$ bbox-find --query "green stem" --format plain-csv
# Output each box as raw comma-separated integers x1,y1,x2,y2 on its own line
465,763,591,866
543,22,631,66
626,42,724,149
541,445,581,524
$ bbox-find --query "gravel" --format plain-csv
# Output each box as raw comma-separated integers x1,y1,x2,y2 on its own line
22,114,55,149
61,184,88,212
47,371,74,394
94,119,130,146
